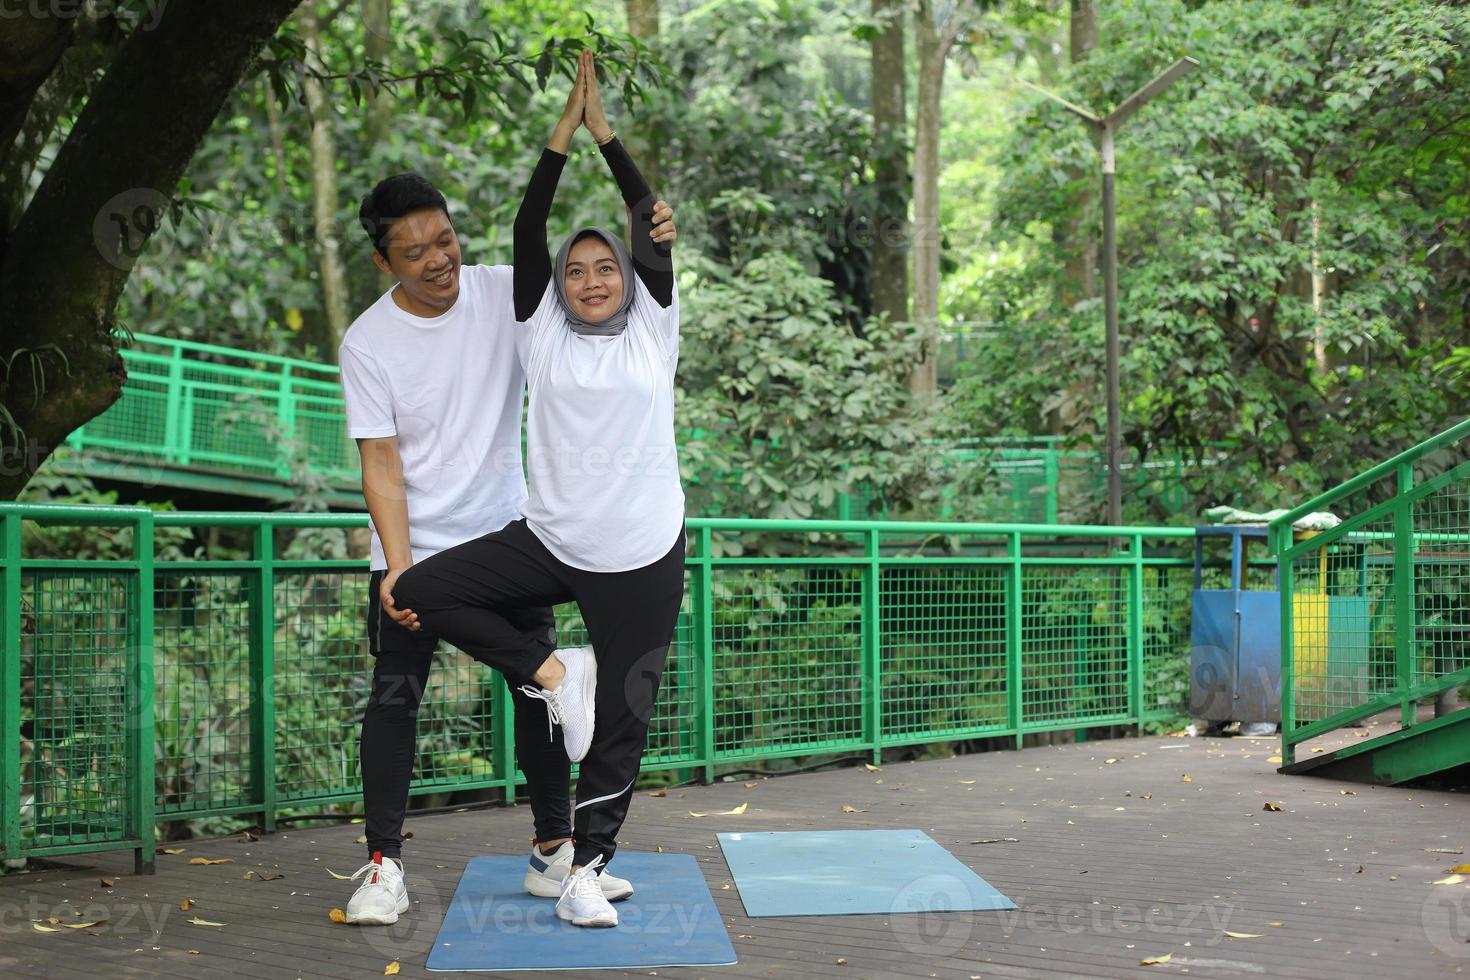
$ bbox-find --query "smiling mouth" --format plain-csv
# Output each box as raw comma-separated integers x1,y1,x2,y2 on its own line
581,295,608,305
426,267,454,287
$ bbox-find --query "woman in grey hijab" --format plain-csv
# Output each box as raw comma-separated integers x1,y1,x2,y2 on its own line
392,49,685,930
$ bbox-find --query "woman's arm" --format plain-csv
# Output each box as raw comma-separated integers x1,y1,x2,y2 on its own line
583,53,674,309
512,56,587,321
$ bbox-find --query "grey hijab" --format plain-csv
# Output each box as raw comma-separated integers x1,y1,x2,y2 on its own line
552,227,636,336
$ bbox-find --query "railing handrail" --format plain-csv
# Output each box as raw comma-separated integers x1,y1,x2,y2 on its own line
1267,416,1470,535
127,334,340,378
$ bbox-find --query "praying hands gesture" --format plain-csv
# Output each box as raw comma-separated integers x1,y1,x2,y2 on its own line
548,49,676,247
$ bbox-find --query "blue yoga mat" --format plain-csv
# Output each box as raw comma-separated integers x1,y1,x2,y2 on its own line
716,829,1016,918
426,852,737,972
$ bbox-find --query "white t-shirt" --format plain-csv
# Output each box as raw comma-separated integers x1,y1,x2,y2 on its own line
339,263,528,571
519,275,685,572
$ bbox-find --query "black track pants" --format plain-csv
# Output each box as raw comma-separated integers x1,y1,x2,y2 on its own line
392,518,686,870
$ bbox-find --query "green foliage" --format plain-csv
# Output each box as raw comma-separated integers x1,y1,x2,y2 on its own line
949,0,1470,522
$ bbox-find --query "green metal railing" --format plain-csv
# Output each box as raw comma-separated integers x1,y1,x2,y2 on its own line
58,334,1215,519
62,334,357,500
1270,418,1470,764
2,505,1197,871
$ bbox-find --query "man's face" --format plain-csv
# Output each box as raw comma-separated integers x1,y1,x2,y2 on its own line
374,207,461,315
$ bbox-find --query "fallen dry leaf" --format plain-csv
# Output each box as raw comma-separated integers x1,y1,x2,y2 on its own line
1104,758,1119,764
1263,802,1283,812
1431,874,1466,885
1266,756,1282,764
64,920,108,930
99,878,113,887
1224,931,1263,939
329,908,348,924
31,923,59,933
242,831,260,842
688,802,748,817
242,871,254,880
1426,848,1464,855
1181,774,1192,782
1446,864,1470,874
158,847,186,855
1141,793,1153,800
384,962,400,976
1266,921,1284,927
864,764,881,772
1356,866,1365,874
841,805,867,813
188,857,233,866
325,868,354,880
180,898,192,911
836,958,848,965
744,782,758,789
255,870,284,881
648,788,668,797
187,950,200,955
1311,747,1325,753
187,917,226,927
959,779,976,785
355,835,368,845
1340,790,1356,796
1140,952,1172,966
970,838,1019,844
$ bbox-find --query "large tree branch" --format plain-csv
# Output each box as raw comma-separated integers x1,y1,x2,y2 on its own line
0,0,303,498
0,7,74,158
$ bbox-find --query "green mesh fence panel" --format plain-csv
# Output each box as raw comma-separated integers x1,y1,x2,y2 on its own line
1020,566,1130,725
154,572,253,816
1413,482,1470,692
1141,563,1193,722
878,566,1009,741
21,571,134,848
711,566,866,759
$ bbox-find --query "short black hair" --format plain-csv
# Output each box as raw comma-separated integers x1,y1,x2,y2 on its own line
359,173,450,260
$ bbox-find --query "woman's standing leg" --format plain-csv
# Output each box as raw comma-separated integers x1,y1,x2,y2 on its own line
568,529,686,871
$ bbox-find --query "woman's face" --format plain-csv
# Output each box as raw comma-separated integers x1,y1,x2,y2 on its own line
564,236,624,322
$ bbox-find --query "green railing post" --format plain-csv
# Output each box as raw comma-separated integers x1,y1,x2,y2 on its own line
1394,462,1416,730
695,526,716,783
163,343,185,463
1127,532,1145,736
1043,450,1060,525
493,675,515,803
1006,531,1024,749
861,528,882,764
1,514,21,863
1277,522,1297,765
130,510,157,874
277,367,297,480
248,522,278,832
179,384,195,467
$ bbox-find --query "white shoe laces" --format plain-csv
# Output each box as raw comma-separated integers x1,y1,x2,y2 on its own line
519,683,567,742
349,858,402,886
564,856,605,901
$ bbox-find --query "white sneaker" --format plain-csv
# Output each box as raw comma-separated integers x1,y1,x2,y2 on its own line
524,840,634,901
556,856,618,927
344,853,409,925
519,647,597,763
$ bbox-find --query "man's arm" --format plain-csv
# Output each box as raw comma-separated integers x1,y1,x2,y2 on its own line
358,436,419,630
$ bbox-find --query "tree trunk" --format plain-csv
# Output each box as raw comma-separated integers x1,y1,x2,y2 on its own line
870,0,909,328
623,0,661,192
362,0,392,148
1058,0,1099,310
0,0,304,500
301,5,353,359
910,1,953,396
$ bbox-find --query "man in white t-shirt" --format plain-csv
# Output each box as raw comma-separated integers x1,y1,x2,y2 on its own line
335,173,674,927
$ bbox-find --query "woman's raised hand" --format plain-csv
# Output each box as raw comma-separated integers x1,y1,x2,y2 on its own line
559,51,588,130
582,50,613,143
548,51,587,154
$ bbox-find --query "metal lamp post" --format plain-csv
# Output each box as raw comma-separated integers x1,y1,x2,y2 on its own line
1022,57,1199,528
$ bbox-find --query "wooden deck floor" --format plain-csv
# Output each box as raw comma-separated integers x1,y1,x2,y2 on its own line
3,724,1467,979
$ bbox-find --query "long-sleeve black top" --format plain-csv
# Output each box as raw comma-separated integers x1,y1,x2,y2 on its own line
511,137,674,323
